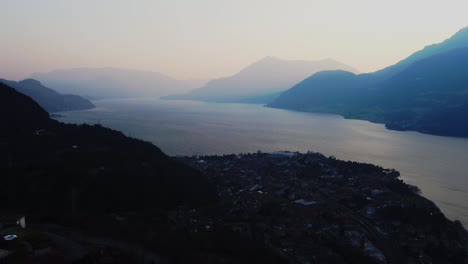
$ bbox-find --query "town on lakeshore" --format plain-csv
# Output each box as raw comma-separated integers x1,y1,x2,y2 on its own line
173,151,467,264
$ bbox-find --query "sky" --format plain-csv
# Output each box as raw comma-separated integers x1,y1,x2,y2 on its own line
1,0,468,81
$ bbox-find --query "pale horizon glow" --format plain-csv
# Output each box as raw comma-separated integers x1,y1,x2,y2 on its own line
1,0,468,81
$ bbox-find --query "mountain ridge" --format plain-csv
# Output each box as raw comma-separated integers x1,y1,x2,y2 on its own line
269,27,468,137
163,57,357,103
373,26,468,79
30,67,203,99
0,78,95,112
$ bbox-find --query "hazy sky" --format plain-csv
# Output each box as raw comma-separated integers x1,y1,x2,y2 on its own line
2,0,468,80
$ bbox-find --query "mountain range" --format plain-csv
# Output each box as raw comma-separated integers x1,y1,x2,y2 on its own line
31,68,206,99
163,57,357,103
269,27,468,137
0,78,95,112
2,71,467,263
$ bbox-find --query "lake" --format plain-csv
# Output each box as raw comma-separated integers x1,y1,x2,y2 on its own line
56,98,468,227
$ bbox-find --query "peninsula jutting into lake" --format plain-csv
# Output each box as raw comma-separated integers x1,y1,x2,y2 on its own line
175,152,467,264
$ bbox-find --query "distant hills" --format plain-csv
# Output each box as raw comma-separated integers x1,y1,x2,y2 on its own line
0,78,95,113
0,82,216,214
31,68,205,99
163,57,357,103
269,27,468,137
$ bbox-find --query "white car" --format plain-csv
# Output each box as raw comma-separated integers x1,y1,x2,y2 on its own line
3,235,17,241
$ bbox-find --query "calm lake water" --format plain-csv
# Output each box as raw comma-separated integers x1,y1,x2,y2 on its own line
56,98,468,227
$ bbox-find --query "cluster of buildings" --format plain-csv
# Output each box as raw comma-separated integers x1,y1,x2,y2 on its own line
175,151,467,264
0,151,465,263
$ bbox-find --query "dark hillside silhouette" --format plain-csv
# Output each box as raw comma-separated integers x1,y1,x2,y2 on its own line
0,83,216,215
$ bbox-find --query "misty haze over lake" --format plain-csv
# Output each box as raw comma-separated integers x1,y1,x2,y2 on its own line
56,98,468,227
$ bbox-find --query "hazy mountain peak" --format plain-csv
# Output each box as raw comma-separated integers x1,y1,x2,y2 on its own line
255,56,343,65
242,56,357,73
311,69,356,78
164,56,357,103
247,56,289,68
259,56,281,61
18,78,42,87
